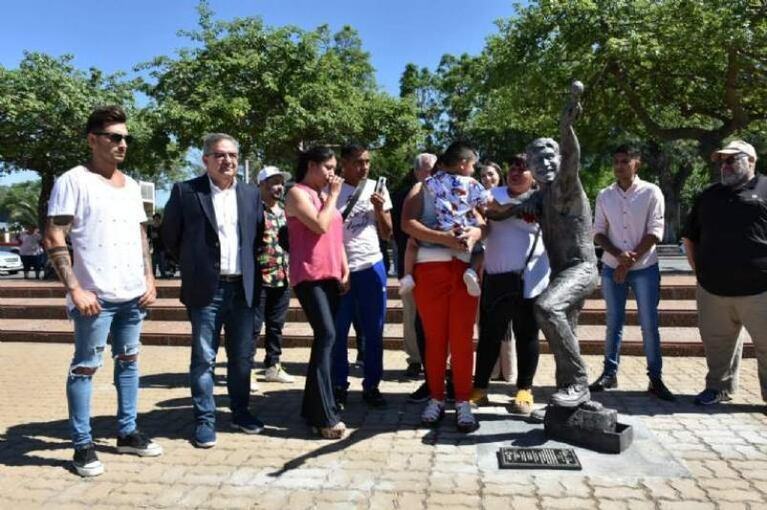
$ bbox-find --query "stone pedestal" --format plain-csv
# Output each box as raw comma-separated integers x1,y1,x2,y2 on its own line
543,401,633,454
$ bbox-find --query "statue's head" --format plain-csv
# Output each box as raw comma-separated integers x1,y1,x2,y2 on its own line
526,138,561,184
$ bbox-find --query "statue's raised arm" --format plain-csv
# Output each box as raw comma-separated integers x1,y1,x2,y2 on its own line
559,80,584,184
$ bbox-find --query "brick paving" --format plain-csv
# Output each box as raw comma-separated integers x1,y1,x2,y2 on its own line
1,342,766,509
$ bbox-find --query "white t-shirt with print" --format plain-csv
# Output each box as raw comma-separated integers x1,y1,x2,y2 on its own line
48,165,148,304
336,179,392,272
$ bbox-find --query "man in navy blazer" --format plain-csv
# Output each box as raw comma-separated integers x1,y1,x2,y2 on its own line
162,133,265,448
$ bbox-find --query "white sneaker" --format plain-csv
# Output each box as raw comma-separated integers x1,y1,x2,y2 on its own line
463,268,481,297
264,364,294,383
250,371,260,393
398,274,416,296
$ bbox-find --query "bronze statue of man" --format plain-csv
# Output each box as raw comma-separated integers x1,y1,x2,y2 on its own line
491,81,598,407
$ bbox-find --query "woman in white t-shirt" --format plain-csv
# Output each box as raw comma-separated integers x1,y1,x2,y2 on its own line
472,155,550,415
478,162,517,386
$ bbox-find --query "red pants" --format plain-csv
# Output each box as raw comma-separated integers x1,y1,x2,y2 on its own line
413,259,478,402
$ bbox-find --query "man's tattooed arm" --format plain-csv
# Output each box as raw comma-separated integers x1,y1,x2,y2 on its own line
44,215,79,291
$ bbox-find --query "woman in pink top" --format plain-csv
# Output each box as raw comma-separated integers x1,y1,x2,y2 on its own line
285,146,349,439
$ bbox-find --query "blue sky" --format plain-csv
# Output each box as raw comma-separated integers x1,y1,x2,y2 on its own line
0,0,518,188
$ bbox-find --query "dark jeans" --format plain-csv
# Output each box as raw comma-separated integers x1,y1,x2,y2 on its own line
474,271,540,390
294,279,342,428
187,281,255,426
21,254,41,277
250,285,290,368
152,249,167,278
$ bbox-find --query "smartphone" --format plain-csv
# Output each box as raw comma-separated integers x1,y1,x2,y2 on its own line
374,176,387,194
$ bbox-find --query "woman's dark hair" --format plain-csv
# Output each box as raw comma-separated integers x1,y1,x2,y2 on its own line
85,105,127,134
482,161,505,182
508,153,527,167
442,141,477,167
296,146,335,182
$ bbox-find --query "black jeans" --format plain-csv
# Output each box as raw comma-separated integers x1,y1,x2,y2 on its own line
474,271,540,390
250,285,290,368
294,279,342,428
152,248,167,278
21,254,41,277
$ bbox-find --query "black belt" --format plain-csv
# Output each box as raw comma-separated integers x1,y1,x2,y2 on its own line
219,274,242,282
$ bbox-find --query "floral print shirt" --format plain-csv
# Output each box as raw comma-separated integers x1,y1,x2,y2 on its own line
258,204,289,287
424,170,489,231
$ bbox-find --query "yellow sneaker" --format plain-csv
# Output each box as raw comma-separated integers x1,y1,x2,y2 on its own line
511,388,534,415
469,388,489,406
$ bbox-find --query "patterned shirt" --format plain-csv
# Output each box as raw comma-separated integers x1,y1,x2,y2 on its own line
258,204,289,287
424,170,489,231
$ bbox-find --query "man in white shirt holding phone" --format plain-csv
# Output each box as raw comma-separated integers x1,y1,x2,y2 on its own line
331,144,393,409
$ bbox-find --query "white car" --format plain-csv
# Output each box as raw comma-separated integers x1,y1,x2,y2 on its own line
0,246,23,275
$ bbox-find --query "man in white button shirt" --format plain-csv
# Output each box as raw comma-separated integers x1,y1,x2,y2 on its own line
589,145,674,401
163,133,266,448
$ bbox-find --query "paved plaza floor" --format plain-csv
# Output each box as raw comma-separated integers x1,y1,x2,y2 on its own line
1,342,766,509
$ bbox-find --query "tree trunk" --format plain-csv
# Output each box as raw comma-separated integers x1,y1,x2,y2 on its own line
698,136,722,185
661,187,681,243
38,172,54,233
647,142,693,243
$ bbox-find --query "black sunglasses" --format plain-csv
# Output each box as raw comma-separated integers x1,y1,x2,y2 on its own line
92,132,134,144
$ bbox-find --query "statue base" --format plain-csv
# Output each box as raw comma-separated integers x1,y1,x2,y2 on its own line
542,401,633,454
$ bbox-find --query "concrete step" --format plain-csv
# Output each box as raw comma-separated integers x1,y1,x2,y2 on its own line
0,297,700,327
0,318,753,358
0,275,700,300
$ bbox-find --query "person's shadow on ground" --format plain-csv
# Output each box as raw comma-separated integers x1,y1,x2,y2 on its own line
3,370,763,477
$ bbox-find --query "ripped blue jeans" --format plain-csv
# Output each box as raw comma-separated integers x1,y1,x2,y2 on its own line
67,297,145,448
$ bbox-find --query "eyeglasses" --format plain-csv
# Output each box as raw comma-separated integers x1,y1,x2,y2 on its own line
92,132,133,144
722,154,749,165
207,152,239,160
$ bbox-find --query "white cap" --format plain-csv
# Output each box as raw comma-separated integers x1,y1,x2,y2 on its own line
257,166,292,184
712,140,757,161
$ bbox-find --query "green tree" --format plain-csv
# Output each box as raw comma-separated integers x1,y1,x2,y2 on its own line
141,1,420,182
479,0,767,241
0,181,40,229
0,52,182,228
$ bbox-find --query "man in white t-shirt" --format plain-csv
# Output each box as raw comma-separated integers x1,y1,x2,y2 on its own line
44,105,162,478
331,144,393,409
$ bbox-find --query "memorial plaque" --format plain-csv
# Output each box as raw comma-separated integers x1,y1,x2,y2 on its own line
497,447,582,470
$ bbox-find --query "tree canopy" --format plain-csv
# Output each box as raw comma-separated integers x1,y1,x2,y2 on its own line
0,52,183,226
2,0,767,239
399,0,767,239
140,2,421,177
